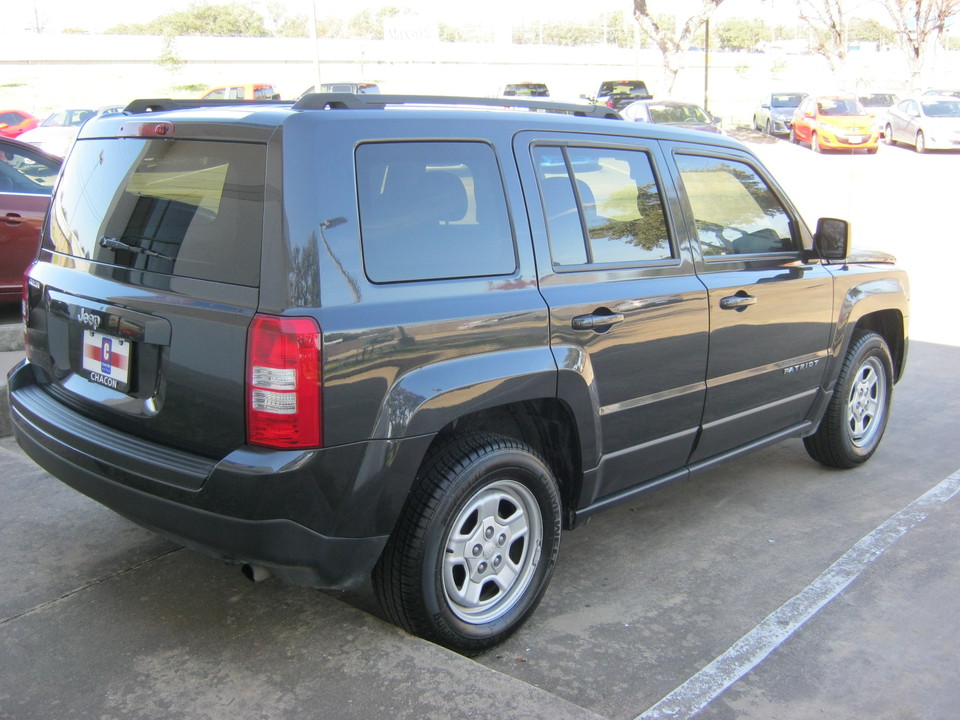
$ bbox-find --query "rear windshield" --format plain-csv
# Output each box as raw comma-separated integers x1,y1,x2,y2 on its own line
45,138,266,286
600,81,648,96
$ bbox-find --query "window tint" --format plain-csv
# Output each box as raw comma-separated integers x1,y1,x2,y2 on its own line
675,154,795,257
46,139,266,286
0,142,60,195
534,145,672,267
357,141,516,283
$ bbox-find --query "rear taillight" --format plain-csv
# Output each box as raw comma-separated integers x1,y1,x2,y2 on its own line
246,314,321,449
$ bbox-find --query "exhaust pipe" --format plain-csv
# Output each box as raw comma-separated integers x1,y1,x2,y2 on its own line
241,563,273,583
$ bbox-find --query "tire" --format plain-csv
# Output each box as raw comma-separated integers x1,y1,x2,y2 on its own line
804,331,894,468
915,131,926,153
765,119,774,136
812,132,822,153
789,126,798,144
867,145,878,154
372,432,562,654
884,124,895,146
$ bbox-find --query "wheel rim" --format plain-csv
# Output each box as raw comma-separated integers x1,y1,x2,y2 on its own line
442,478,543,625
916,132,925,152
846,356,888,449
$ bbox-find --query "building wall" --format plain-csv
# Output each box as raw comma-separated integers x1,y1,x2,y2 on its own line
1,34,956,123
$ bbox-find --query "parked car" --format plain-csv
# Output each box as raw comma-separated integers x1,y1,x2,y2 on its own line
858,92,898,135
201,83,280,100
621,99,723,134
9,93,909,655
17,106,124,158
921,89,960,98
584,80,653,110
790,95,879,153
0,110,40,139
297,82,380,99
753,92,807,136
499,82,550,97
0,137,62,302
884,95,960,152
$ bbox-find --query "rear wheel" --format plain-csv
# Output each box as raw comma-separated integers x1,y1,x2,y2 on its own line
884,124,895,145
373,433,562,654
804,331,893,468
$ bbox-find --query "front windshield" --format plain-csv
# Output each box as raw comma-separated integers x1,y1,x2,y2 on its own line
771,93,805,108
859,94,896,107
921,99,960,117
41,109,94,128
818,98,866,116
648,103,711,124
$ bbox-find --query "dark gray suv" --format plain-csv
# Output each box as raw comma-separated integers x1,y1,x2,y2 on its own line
9,94,909,654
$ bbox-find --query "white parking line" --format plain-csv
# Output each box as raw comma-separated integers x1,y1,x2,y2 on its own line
635,468,960,720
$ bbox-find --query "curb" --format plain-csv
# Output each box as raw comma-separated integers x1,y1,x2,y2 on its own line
1,324,24,438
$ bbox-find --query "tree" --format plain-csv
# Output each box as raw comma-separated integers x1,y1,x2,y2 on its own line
880,0,960,86
632,0,726,94
795,0,850,79
108,3,269,37
716,18,771,51
849,17,896,49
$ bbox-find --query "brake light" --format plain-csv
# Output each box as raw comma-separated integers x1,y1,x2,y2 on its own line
246,314,322,449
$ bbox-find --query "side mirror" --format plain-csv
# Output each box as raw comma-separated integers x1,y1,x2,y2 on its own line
813,218,850,260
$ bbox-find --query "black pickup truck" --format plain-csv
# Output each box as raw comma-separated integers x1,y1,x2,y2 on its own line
9,94,908,654
586,79,654,109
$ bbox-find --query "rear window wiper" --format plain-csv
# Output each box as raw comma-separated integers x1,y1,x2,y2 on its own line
99,236,174,261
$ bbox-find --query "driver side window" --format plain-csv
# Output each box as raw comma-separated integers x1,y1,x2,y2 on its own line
675,154,795,257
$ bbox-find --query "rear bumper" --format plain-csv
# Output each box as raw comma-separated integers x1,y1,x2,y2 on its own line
8,361,430,589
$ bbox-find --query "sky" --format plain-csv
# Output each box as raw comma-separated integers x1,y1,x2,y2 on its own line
12,0,818,34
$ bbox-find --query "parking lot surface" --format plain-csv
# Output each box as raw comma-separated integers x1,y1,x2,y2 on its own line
2,136,959,720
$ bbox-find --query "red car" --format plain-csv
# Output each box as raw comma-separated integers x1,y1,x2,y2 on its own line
0,136,62,302
0,110,39,139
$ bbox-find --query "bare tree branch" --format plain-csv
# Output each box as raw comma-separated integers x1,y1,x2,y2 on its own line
880,0,960,84
633,0,726,94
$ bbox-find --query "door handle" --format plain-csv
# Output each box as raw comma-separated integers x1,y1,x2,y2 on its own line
571,312,624,331
719,294,757,311
3,212,23,226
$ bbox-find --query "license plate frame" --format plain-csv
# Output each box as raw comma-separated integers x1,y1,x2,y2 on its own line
81,330,132,392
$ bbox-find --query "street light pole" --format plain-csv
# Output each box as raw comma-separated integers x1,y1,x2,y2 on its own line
704,19,710,113
309,0,321,90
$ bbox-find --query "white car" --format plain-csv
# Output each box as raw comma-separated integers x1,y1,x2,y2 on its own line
17,106,124,158
884,95,960,152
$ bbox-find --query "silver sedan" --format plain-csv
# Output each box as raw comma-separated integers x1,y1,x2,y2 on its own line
884,95,960,152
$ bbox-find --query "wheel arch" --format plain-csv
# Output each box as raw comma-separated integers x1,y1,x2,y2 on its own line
427,398,586,530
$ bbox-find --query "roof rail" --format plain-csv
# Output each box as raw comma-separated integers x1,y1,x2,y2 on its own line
291,93,622,119
124,98,288,114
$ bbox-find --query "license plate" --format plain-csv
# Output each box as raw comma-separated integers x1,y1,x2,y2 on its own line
82,330,131,391
846,136,866,144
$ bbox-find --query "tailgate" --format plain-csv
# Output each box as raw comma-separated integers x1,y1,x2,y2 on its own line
23,133,268,458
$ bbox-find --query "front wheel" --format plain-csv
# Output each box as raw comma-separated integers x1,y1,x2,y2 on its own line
373,433,562,654
812,132,822,153
804,331,894,468
916,131,927,153
884,124,895,146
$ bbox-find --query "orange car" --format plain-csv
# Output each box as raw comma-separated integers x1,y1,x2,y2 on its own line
790,95,879,153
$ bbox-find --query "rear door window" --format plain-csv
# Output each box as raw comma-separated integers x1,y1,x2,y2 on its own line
356,141,516,283
533,145,673,267
45,139,266,286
